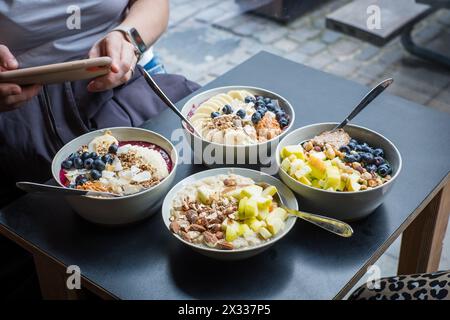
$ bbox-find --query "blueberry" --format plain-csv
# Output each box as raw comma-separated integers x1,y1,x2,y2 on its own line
361,143,372,153
350,139,358,145
366,164,377,173
360,152,374,164
84,158,94,169
108,144,119,154
61,160,73,170
255,100,266,108
90,169,102,180
93,159,106,171
339,145,351,154
372,148,384,157
211,111,220,118
257,106,268,116
68,153,78,161
275,109,286,121
222,104,233,114
348,142,356,150
80,151,90,160
264,98,271,104
279,118,289,128
251,112,262,124
89,152,98,159
353,153,362,162
374,156,385,166
75,175,88,186
236,109,246,119
73,157,84,169
344,154,357,163
102,154,113,164
266,103,276,112
244,96,255,104
377,164,392,177
354,144,364,152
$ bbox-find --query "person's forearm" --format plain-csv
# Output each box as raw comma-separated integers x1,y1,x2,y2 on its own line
120,0,169,47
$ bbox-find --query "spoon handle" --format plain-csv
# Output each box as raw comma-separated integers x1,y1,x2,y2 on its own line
142,69,202,137
334,78,394,130
284,207,354,237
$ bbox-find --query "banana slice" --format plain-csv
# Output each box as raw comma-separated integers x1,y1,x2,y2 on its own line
88,132,119,154
228,90,246,101
195,104,218,116
216,93,234,104
189,113,209,122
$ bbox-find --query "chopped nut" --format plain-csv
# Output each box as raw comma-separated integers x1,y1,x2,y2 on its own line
208,223,222,232
368,179,378,187
223,178,236,186
360,185,368,191
325,146,336,159
303,141,313,151
215,231,224,239
180,231,191,242
189,224,207,232
169,221,180,234
203,231,218,247
313,146,322,152
361,172,372,180
216,241,234,250
186,210,198,224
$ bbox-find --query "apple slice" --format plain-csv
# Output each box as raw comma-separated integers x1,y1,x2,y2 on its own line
281,145,305,160
281,158,291,172
244,198,258,219
238,197,248,220
258,207,269,220
225,220,240,242
240,185,263,198
347,173,361,191
325,165,341,190
270,207,288,221
246,218,265,232
197,186,214,204
266,216,284,235
258,227,272,239
262,185,278,197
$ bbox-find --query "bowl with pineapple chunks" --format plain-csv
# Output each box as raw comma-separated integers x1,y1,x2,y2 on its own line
162,168,298,260
276,123,402,221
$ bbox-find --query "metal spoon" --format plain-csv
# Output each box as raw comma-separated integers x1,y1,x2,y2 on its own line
257,182,353,237
333,78,394,131
141,69,202,137
16,181,120,198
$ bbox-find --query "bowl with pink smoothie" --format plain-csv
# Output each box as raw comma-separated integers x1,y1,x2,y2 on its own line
51,127,178,226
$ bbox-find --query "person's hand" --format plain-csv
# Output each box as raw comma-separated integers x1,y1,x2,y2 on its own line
87,31,138,92
0,45,41,112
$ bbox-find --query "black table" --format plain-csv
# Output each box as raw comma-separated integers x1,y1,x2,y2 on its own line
1,52,449,300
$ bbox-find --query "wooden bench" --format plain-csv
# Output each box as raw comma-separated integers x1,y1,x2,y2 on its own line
326,0,450,68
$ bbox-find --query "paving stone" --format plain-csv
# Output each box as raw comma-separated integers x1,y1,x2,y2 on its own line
388,83,433,105
356,44,381,61
325,59,361,78
297,41,327,56
328,38,361,57
413,23,445,44
273,38,299,52
288,28,321,43
379,47,405,66
305,50,335,69
256,25,288,44
233,19,267,37
321,30,342,44
285,51,309,65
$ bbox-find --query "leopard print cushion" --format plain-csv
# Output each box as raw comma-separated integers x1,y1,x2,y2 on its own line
349,270,450,300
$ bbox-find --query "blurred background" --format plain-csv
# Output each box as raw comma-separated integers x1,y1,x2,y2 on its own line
155,0,450,113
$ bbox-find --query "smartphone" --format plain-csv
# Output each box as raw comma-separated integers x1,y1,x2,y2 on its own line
0,57,112,85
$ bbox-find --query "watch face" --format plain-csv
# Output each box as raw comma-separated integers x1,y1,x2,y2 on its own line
130,28,147,54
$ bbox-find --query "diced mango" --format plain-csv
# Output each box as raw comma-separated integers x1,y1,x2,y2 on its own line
281,145,305,160
308,153,327,180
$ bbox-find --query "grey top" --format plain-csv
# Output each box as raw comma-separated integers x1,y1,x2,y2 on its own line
0,0,129,67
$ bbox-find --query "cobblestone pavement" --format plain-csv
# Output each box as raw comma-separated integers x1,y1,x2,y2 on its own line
155,0,450,291
155,0,450,114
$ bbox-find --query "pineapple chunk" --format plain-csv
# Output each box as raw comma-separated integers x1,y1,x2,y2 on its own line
325,165,341,190
266,216,284,235
299,176,312,186
240,185,263,198
262,185,278,197
244,198,258,219
258,227,272,239
289,159,306,175
281,145,305,160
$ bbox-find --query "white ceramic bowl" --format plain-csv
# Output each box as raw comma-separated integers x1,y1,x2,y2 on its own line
51,127,178,226
162,168,298,260
276,123,402,221
180,86,295,167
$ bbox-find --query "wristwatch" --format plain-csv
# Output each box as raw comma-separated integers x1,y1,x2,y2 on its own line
111,26,147,58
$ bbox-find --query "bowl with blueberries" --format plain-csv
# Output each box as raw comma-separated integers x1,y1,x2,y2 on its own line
51,127,178,225
276,123,402,221
181,86,295,166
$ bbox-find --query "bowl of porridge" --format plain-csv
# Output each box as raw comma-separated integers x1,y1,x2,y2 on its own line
51,127,178,225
